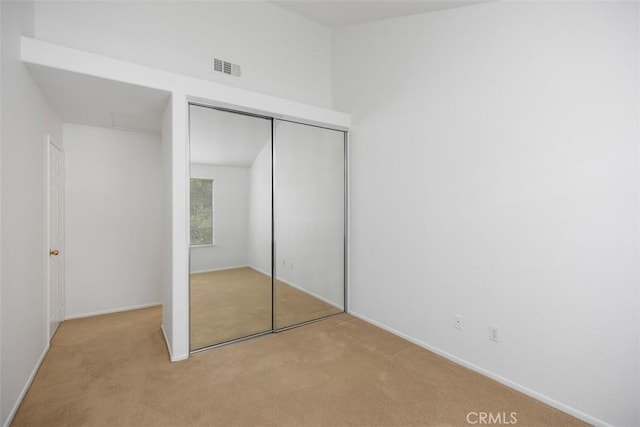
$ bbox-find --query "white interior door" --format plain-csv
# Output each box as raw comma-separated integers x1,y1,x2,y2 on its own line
48,136,64,339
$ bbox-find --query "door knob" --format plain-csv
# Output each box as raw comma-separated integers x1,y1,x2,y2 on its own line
50,249,59,256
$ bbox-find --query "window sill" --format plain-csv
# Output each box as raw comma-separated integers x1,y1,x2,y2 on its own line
190,244,216,248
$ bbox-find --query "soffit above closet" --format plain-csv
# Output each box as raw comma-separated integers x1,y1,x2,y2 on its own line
21,37,350,131
270,0,495,28
26,63,170,134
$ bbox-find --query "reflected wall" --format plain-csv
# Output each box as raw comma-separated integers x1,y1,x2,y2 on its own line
274,120,345,329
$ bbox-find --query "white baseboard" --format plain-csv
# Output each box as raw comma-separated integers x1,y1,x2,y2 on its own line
277,277,343,311
64,302,162,320
348,310,611,427
160,324,173,361
248,265,270,277
172,353,189,362
190,264,250,275
248,265,344,311
160,325,188,362
3,342,50,427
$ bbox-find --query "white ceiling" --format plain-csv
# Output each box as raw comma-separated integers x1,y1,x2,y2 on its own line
270,0,494,28
27,64,170,134
189,105,271,167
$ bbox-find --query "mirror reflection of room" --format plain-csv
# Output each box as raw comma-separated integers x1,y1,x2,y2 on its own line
273,120,345,329
189,105,273,350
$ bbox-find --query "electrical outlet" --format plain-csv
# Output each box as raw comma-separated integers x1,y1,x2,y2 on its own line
488,325,499,342
454,315,463,330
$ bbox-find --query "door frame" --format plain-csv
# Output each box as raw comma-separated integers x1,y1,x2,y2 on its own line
45,134,65,341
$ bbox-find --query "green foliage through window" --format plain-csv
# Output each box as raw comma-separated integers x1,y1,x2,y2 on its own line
190,178,213,245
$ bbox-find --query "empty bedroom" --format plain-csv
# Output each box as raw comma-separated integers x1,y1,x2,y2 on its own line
1,0,638,426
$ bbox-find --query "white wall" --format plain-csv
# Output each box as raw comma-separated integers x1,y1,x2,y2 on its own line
168,92,189,361
33,1,332,108
160,99,174,359
333,2,639,425
0,1,63,425
0,0,3,417
190,164,250,273
64,124,163,318
248,143,272,275
0,0,4,418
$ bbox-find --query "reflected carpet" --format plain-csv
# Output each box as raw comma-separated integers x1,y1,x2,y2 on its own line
190,267,342,350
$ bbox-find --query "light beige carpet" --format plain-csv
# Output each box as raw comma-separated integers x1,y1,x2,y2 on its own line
13,307,585,427
190,267,342,350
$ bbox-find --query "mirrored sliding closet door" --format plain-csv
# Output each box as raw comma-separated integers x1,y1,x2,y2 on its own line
189,104,346,352
273,120,345,330
189,105,273,351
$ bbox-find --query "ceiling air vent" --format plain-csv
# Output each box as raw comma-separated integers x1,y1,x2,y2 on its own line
213,58,241,77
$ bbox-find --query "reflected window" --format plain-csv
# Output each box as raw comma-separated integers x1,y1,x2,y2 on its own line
190,178,214,246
